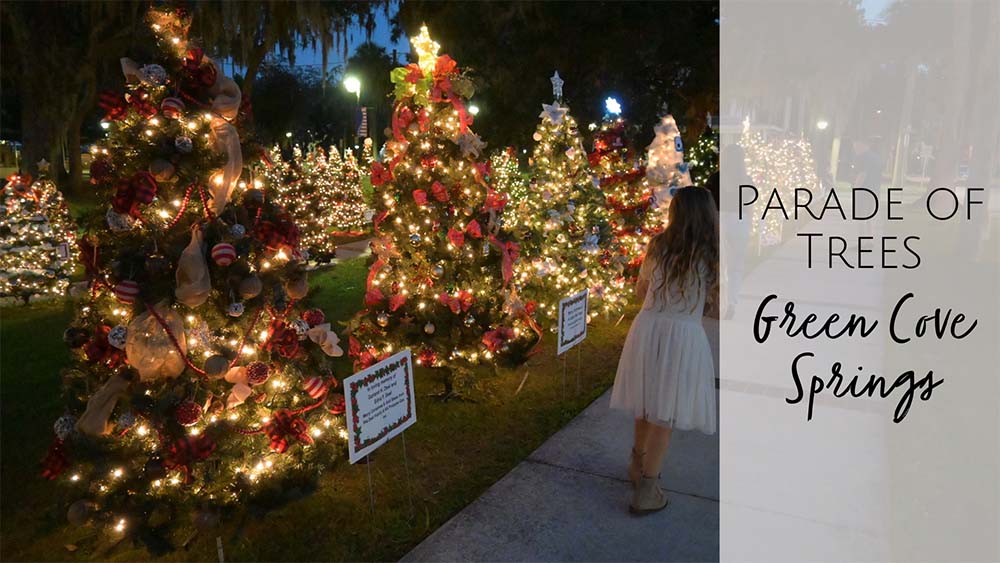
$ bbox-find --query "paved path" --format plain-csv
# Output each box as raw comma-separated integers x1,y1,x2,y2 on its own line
335,239,371,260
402,320,720,562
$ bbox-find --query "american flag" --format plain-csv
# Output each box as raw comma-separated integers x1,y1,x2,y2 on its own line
356,107,368,138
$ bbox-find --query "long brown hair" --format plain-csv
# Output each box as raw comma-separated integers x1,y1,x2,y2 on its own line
646,186,719,305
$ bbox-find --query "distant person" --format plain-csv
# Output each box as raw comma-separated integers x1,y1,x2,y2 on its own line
610,186,719,515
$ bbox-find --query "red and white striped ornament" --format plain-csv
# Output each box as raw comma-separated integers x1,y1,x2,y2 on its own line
113,280,140,304
211,243,237,266
161,97,185,119
302,377,328,399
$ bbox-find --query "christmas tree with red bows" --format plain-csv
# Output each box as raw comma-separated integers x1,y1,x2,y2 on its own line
589,114,653,279
46,7,348,540
507,74,625,330
346,26,530,395
0,171,76,303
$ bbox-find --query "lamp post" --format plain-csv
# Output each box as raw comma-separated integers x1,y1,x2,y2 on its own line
344,76,361,146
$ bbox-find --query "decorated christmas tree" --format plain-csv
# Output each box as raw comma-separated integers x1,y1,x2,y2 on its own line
359,137,375,170
644,112,694,215
333,147,369,234
347,26,530,394
686,121,719,186
46,7,349,537
508,72,624,329
588,106,648,278
0,171,76,303
489,147,527,203
264,145,334,262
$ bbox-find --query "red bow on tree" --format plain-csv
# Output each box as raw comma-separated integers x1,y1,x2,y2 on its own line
264,319,300,359
126,88,157,118
413,189,428,206
112,171,158,218
163,434,217,484
404,63,423,84
431,181,450,202
253,215,301,253
40,438,70,480
483,188,508,212
180,48,217,102
482,327,515,353
490,236,520,287
89,158,113,185
263,410,313,453
465,219,482,239
439,290,474,314
99,91,129,121
388,293,407,312
447,227,465,248
370,162,393,186
365,287,385,306
85,325,124,367
392,106,415,142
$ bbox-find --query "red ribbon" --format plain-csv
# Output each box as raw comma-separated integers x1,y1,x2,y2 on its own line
431,181,450,202
489,235,519,287
163,434,217,484
438,290,474,314
99,91,129,121
447,227,465,248
262,410,313,453
112,171,159,218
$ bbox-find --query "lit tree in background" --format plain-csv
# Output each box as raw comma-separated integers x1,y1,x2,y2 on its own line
334,147,370,234
686,123,719,186
644,112,694,215
589,106,648,279
0,171,76,303
509,73,624,329
46,7,349,538
347,26,530,395
739,118,821,247
489,147,527,202
359,137,375,170
264,145,337,263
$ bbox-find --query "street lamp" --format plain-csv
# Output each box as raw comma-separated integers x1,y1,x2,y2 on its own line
816,119,829,131
343,75,361,103
605,97,622,116
468,104,480,116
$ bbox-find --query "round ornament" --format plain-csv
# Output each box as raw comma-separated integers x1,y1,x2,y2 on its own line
161,97,185,119
463,315,476,327
139,64,167,85
424,322,436,335
246,362,269,386
63,327,90,348
238,275,262,299
175,401,203,427
53,415,76,440
108,325,128,349
67,500,98,527
204,354,229,378
117,411,136,429
227,302,244,317
174,136,194,153
106,208,133,232
409,233,422,245
211,243,237,266
284,275,309,300
532,132,543,142
149,159,175,182
302,309,325,326
376,312,390,327
230,223,246,239
302,376,328,399
291,319,310,340
431,264,444,278
113,280,140,304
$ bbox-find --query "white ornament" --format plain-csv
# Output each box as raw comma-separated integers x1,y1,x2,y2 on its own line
174,136,193,153
106,208,134,232
108,325,128,349
54,415,76,440
456,132,486,158
291,319,310,340
230,224,246,239
227,302,245,317
139,64,167,85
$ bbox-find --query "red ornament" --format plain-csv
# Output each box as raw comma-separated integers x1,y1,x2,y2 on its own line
327,393,346,415
430,181,450,202
161,97,186,119
40,438,70,480
175,401,203,427
302,309,325,326
417,347,437,366
261,409,313,453
447,227,465,248
113,280,140,304
211,242,237,266
246,362,270,386
413,189,428,206
302,376,328,399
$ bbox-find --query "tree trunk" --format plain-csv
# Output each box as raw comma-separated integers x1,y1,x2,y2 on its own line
241,40,273,103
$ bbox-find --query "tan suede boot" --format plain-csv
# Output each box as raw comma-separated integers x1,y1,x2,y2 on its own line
629,475,668,515
628,448,645,486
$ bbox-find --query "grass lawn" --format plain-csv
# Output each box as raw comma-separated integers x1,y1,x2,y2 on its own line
1,256,631,561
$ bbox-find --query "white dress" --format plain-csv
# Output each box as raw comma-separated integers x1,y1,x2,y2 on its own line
610,251,717,434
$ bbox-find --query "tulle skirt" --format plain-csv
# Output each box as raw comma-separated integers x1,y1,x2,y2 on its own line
610,311,717,434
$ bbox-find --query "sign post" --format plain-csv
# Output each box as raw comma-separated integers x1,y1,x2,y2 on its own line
557,289,589,395
344,349,417,464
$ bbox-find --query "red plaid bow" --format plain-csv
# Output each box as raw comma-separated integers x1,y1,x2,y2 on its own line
40,438,70,480
112,171,158,218
263,410,313,453
99,91,129,121
163,434,217,484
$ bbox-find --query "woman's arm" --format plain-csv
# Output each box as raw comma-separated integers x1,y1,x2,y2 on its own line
636,278,650,301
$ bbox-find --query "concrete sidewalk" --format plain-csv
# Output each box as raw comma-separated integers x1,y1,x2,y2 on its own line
402,321,721,562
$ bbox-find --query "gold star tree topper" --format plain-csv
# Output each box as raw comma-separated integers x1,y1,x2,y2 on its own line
412,25,440,74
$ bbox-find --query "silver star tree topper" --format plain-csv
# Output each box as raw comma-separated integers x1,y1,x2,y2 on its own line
551,71,564,101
